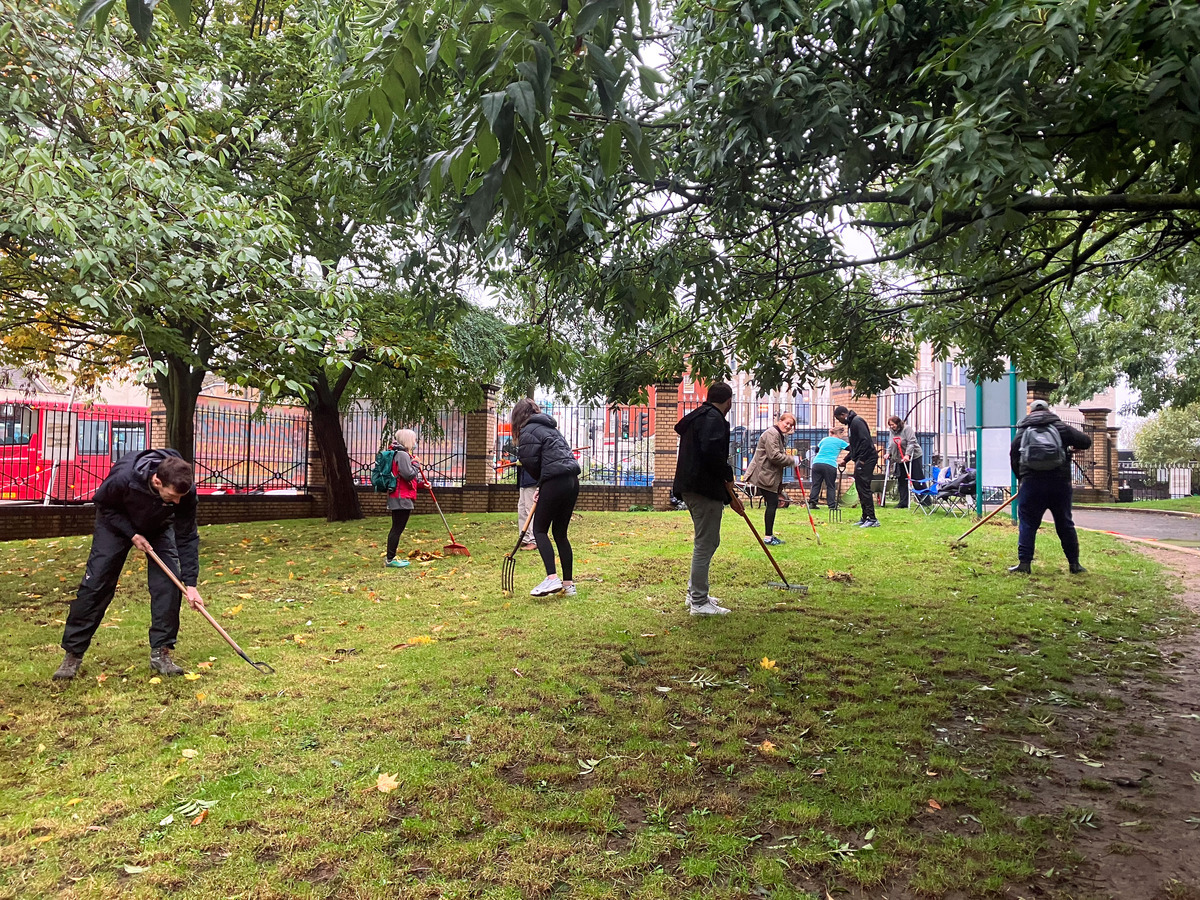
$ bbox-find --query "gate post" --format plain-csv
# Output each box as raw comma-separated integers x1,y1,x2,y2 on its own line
1079,407,1112,502
148,387,168,449
652,380,682,510
462,385,498,512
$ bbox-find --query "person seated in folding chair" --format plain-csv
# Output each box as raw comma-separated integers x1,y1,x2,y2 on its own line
885,416,929,509
743,413,800,545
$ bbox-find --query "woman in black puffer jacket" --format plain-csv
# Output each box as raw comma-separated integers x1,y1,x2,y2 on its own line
513,399,582,597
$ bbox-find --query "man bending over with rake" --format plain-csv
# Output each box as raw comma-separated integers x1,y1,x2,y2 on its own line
53,449,201,680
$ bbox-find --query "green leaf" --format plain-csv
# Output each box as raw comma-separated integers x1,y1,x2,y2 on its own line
575,0,616,35
600,121,622,177
475,124,500,172
465,164,504,236
125,0,154,42
480,91,507,131
76,0,116,29
166,0,190,26
507,81,537,127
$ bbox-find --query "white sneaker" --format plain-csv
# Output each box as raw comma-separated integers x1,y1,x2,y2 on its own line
562,584,576,596
531,575,563,596
689,599,730,616
684,594,721,607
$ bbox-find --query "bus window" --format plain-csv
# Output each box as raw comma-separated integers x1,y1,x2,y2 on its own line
0,403,35,446
41,409,78,461
111,423,147,461
78,419,111,456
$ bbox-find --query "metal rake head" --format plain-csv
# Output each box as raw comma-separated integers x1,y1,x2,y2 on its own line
501,553,517,594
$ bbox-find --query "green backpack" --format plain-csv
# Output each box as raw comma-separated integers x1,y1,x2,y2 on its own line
370,448,398,493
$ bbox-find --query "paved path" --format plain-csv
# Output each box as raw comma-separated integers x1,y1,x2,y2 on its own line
1068,508,1200,542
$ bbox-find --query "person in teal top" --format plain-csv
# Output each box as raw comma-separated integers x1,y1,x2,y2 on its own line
808,427,848,508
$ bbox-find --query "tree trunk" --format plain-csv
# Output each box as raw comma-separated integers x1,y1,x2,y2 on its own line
309,371,363,522
154,357,205,463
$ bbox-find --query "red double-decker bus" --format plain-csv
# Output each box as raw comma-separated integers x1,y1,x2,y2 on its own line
0,400,151,502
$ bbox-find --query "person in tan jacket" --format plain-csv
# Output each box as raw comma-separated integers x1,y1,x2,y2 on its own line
743,413,799,545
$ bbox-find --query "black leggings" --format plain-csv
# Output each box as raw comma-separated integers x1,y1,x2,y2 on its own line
532,474,579,581
387,509,412,559
761,489,779,535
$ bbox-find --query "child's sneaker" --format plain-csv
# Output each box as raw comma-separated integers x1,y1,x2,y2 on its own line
531,575,563,596
385,558,410,568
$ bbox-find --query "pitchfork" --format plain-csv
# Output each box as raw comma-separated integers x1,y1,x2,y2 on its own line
501,494,538,594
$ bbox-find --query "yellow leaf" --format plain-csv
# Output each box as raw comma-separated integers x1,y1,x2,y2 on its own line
376,772,400,793
65,798,84,807
224,604,243,616
408,635,435,645
148,677,162,684
195,692,207,703
185,673,202,681
760,657,777,670
162,774,181,786
236,593,253,600
197,661,213,669
181,749,199,759
758,740,777,754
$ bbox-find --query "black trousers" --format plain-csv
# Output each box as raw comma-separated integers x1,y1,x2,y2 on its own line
387,508,412,559
533,473,579,581
853,457,877,520
760,489,779,535
62,518,182,655
809,463,838,508
1017,475,1080,564
895,457,926,508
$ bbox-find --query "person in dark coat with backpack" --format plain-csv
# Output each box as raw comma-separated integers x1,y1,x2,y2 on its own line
53,448,202,680
1008,400,1092,574
673,382,744,615
382,429,424,569
513,399,582,597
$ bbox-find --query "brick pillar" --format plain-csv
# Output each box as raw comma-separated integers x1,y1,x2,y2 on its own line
652,380,682,510
1027,379,1056,411
1079,407,1112,502
461,385,498,512
306,416,327,515
1108,426,1122,500
148,387,168,449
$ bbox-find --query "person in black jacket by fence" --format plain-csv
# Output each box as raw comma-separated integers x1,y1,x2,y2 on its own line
513,399,582,597
53,449,202,681
834,405,880,527
673,382,744,616
1007,400,1093,574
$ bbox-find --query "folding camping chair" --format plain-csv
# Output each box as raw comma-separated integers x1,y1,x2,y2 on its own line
932,468,976,518
908,464,941,515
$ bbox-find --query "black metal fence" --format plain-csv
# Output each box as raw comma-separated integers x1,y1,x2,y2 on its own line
1118,459,1199,501
341,405,467,487
495,404,655,487
193,399,309,493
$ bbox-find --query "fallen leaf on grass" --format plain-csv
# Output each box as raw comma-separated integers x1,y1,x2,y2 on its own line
195,693,206,703
123,864,150,874
158,814,174,826
512,668,524,677
928,799,942,810
235,593,253,600
190,810,208,826
810,768,826,778
825,570,854,583
181,749,199,760
223,604,243,617
184,673,202,681
96,673,108,684
760,657,777,670
376,772,400,793
757,740,776,754
148,677,161,684
65,798,83,807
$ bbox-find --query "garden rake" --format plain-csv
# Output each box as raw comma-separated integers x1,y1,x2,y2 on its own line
501,495,538,594
145,548,275,674
726,484,806,593
417,463,469,556
828,465,845,523
951,493,1017,547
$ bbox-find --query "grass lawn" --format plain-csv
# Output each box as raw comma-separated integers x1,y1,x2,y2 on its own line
0,506,1187,899
1079,497,1200,514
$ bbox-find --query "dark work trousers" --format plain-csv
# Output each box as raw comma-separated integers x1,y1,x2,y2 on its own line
853,457,877,521
61,519,182,655
809,463,838,508
532,473,579,581
895,457,926,508
387,509,412,559
1016,475,1080,564
761,489,779,535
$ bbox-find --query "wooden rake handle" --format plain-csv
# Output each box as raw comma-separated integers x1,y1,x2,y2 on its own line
726,483,792,587
954,492,1017,543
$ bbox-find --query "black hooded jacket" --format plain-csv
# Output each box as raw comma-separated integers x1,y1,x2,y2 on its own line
516,414,582,483
93,448,200,585
672,402,734,503
843,410,878,465
1009,409,1091,480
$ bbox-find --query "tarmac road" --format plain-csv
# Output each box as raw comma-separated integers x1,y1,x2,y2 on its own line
1068,508,1200,543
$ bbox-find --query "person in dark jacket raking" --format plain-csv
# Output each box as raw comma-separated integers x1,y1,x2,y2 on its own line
513,399,582,597
673,382,744,615
53,448,202,680
1007,400,1092,574
833,405,881,527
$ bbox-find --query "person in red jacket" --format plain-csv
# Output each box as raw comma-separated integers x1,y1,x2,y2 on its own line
385,429,425,568
54,448,202,680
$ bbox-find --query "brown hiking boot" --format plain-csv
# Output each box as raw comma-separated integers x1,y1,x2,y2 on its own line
149,647,185,677
52,652,84,680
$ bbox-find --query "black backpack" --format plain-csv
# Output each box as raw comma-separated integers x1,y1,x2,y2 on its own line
370,448,398,493
1019,422,1066,472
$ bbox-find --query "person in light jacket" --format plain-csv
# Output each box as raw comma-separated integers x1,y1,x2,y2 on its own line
385,429,425,568
743,413,799,545
886,415,926,509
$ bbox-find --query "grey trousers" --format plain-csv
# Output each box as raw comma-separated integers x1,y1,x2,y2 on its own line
517,485,537,542
683,492,725,605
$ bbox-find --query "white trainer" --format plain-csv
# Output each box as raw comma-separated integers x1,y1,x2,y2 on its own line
688,599,730,616
531,575,564,596
684,594,721,607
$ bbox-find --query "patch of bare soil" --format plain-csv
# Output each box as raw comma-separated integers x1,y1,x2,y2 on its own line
1018,545,1200,900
